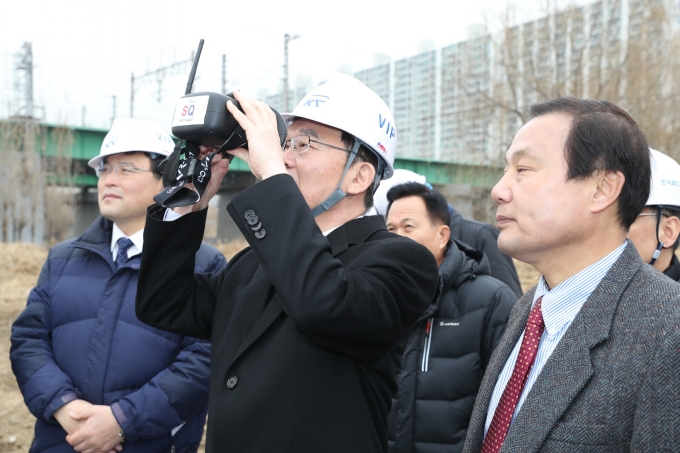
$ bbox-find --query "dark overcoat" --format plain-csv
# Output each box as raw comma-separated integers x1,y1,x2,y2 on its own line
136,174,440,453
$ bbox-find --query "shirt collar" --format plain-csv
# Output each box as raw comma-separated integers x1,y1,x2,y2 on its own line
111,224,144,256
533,241,627,336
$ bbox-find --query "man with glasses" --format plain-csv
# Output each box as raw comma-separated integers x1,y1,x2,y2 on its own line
627,149,680,281
135,73,439,453
11,118,226,453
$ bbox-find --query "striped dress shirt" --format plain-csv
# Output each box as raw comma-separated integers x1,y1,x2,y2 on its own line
484,241,628,435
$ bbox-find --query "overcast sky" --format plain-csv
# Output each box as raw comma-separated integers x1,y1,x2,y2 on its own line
0,0,553,130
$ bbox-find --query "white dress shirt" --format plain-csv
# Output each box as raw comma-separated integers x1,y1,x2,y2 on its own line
484,241,628,435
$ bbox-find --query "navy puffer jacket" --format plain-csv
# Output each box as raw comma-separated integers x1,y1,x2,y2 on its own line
388,239,517,453
10,216,226,453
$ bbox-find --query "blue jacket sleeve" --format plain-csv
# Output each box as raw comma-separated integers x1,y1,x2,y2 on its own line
10,254,80,422
196,242,228,275
206,249,227,274
110,336,211,442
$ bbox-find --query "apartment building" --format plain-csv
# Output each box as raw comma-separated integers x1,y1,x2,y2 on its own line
268,0,671,164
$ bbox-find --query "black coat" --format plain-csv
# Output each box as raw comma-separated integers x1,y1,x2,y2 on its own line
664,254,680,282
388,239,517,453
136,174,440,453
449,207,522,297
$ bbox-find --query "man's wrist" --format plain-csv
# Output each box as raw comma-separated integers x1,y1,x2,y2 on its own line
110,402,130,443
259,166,288,180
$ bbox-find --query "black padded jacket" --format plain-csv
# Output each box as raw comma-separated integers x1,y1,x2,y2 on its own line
387,239,518,453
664,254,680,282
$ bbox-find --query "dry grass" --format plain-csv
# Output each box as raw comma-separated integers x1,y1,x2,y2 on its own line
0,243,48,452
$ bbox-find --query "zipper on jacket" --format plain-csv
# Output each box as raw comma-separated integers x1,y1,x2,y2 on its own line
421,318,433,372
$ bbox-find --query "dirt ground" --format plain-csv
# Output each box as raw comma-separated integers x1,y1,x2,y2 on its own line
0,243,49,452
0,241,539,452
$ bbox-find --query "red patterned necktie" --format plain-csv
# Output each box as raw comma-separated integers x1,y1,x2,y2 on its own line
481,296,545,453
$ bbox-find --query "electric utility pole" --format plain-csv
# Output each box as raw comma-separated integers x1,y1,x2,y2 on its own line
15,41,34,120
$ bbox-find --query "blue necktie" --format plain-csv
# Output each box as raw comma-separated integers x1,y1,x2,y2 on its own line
115,237,134,268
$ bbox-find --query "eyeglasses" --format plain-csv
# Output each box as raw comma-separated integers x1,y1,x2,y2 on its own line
96,163,154,178
282,135,351,154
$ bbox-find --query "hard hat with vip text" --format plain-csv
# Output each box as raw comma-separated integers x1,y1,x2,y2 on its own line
283,73,396,180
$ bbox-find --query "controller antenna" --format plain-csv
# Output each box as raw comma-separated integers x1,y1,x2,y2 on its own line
185,39,204,95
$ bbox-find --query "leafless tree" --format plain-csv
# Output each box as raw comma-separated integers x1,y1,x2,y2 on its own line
41,126,79,245
456,0,680,162
0,121,78,244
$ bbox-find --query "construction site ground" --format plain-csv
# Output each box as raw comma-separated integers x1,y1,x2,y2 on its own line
0,241,540,452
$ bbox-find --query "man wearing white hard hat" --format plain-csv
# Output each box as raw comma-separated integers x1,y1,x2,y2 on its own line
136,74,439,452
11,118,226,453
628,149,680,280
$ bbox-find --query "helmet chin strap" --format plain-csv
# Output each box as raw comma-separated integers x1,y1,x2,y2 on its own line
311,137,385,217
650,205,664,266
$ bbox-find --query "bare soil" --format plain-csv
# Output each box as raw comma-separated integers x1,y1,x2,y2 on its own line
0,243,49,452
0,241,537,452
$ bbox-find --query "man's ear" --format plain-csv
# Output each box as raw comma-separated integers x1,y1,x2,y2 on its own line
591,170,625,214
438,224,451,252
660,215,680,249
345,161,376,196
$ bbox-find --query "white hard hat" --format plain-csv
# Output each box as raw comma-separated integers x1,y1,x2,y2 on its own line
373,169,427,215
283,73,396,180
88,118,175,169
648,149,680,208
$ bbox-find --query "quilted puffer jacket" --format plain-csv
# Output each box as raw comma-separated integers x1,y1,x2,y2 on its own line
10,216,226,453
388,239,517,453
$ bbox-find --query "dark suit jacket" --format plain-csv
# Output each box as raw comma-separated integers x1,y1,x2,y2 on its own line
136,174,440,453
462,241,680,453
